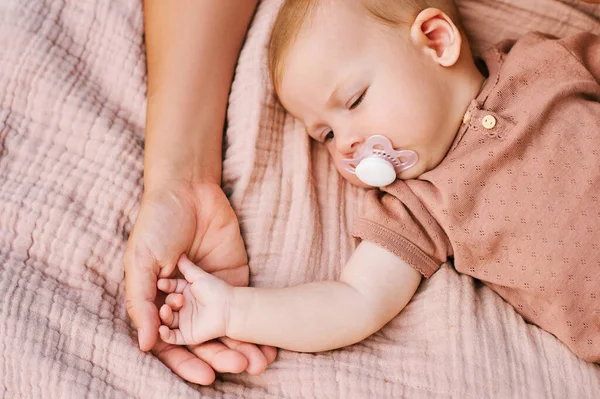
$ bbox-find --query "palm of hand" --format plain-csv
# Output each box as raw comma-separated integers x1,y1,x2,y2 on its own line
129,182,248,283
175,277,232,344
125,181,277,384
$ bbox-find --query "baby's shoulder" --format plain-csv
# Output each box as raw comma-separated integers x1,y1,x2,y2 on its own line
504,31,600,80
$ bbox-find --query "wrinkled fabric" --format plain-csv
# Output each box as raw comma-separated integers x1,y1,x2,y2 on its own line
0,0,598,397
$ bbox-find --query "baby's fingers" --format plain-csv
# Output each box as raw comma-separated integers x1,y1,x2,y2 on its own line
157,278,188,294
159,304,179,328
178,254,210,283
166,293,184,310
159,325,188,345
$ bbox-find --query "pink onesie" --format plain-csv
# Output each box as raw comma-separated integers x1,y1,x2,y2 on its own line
352,32,600,362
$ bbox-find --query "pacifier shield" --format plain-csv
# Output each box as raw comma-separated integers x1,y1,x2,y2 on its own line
339,135,418,187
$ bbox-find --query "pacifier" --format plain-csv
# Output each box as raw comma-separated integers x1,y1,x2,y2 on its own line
339,135,418,187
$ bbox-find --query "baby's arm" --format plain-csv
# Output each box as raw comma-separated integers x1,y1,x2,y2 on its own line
158,241,421,352
229,241,421,351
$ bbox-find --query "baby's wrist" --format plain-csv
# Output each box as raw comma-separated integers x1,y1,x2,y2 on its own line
225,287,251,340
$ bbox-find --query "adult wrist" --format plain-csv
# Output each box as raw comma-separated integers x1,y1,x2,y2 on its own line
142,125,223,191
143,96,225,190
143,157,222,192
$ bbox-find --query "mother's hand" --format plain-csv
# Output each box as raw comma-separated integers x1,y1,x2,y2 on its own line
124,181,276,384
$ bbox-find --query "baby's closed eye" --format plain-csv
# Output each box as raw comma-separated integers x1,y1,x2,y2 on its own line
347,88,367,110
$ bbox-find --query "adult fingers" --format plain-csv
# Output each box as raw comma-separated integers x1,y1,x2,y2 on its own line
187,341,248,374
219,337,269,376
151,339,216,385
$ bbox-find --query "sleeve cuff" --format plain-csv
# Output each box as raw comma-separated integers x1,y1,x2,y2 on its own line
352,218,441,278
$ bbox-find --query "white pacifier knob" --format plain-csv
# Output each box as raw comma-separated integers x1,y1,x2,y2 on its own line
355,157,397,187
339,135,418,187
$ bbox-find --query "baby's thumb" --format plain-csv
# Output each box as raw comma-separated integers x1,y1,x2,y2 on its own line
177,254,209,283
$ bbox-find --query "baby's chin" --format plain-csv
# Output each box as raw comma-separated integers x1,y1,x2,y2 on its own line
336,169,371,188
396,167,424,180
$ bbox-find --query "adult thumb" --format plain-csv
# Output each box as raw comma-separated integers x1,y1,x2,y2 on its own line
124,249,160,351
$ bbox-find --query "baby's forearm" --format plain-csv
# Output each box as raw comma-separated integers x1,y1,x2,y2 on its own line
228,281,394,352
226,242,421,352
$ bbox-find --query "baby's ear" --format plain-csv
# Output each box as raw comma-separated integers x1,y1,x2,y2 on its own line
409,8,462,67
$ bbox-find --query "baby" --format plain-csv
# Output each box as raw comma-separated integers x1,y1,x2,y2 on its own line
156,0,600,362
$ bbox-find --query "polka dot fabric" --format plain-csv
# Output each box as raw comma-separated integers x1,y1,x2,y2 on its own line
353,32,600,362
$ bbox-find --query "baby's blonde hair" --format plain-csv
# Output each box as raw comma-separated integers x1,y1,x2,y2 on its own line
268,0,460,94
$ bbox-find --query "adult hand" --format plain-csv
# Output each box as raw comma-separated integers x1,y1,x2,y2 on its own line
124,181,276,384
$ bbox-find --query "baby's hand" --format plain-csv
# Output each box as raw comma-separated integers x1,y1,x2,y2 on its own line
157,255,234,345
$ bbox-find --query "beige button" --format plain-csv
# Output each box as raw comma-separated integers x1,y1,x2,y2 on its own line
462,110,471,124
482,115,497,129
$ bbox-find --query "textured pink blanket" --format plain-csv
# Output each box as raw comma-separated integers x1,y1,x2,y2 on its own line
1,0,599,397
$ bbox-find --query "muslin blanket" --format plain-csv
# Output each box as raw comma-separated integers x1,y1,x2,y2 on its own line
1,0,599,397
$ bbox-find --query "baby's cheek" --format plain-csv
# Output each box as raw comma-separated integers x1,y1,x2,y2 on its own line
329,151,370,188
335,163,371,188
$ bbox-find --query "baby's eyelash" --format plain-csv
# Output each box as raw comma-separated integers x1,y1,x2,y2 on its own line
349,89,367,110
324,130,334,142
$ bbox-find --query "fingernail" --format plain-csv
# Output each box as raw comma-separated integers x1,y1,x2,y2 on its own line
137,328,143,347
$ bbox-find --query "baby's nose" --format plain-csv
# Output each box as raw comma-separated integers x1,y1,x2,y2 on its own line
337,135,363,157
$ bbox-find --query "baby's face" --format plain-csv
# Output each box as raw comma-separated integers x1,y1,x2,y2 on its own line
278,2,460,186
